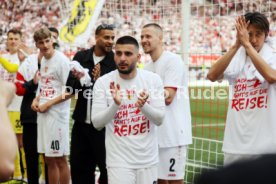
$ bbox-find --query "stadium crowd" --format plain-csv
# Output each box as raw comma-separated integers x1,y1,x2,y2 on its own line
1,0,276,183
1,0,276,55
0,0,60,51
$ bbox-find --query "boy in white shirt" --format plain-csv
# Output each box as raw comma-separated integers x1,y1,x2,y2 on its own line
31,27,71,184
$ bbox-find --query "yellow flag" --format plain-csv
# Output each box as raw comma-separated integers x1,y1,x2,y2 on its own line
60,0,105,44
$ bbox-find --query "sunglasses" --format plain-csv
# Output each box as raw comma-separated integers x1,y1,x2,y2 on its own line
95,24,115,35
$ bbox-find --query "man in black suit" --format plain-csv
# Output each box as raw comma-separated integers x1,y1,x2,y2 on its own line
66,24,116,184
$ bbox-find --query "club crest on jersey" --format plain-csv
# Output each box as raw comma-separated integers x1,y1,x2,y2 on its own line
44,66,48,72
126,89,134,100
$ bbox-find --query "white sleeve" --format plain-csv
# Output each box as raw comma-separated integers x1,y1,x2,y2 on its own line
140,75,165,126
59,56,70,86
269,55,276,88
141,103,164,126
91,79,119,130
223,47,246,83
18,56,29,76
271,56,276,70
163,56,183,88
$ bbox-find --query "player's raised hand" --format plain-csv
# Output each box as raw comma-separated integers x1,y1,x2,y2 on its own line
33,70,41,85
235,16,250,48
110,81,121,105
17,42,33,62
18,42,33,55
233,17,241,49
135,90,149,108
92,63,101,81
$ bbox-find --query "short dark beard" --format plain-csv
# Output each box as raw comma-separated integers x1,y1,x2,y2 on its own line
117,62,136,75
118,68,132,74
99,44,112,54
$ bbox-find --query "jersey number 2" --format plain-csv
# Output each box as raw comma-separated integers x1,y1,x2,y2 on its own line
169,158,175,172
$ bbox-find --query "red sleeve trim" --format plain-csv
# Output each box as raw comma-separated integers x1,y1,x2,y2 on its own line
15,72,26,96
165,87,177,91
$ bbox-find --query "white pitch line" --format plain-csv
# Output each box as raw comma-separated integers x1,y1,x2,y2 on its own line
185,162,218,169
192,123,225,127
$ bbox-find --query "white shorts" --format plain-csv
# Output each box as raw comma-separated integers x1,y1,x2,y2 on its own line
224,153,260,166
37,112,70,157
158,146,187,180
107,166,157,184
